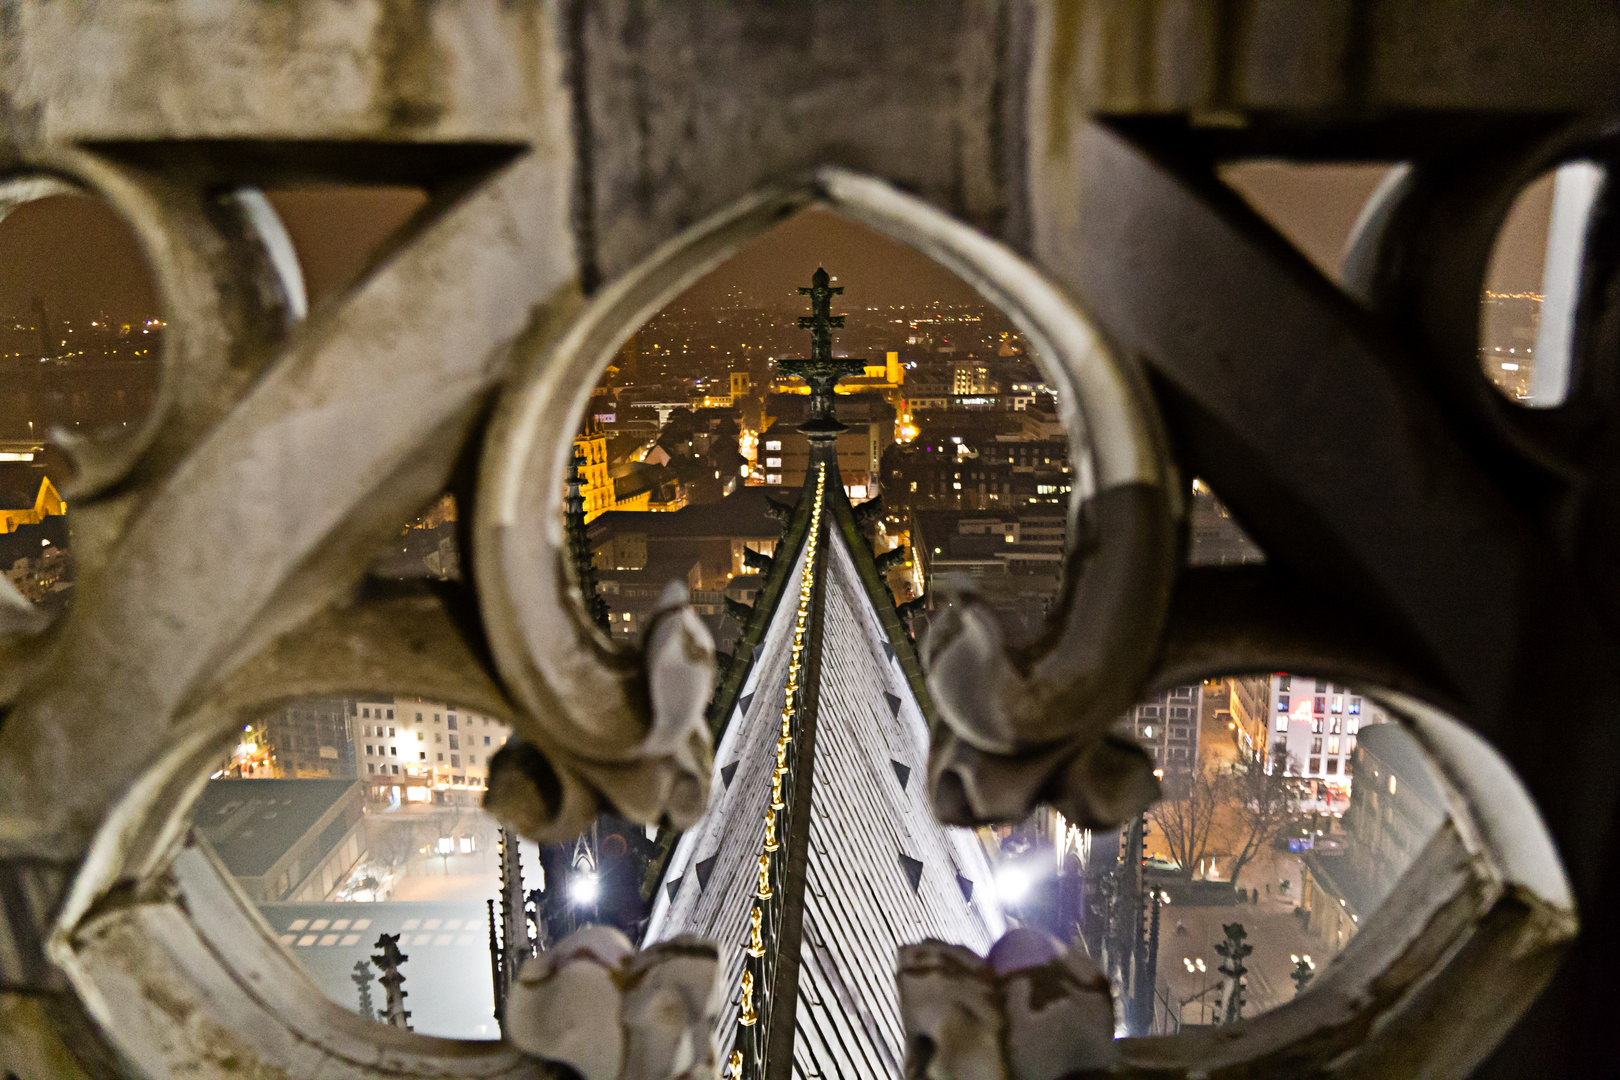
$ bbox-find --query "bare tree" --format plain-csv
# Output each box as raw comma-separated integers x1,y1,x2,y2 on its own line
1147,763,1223,884
1223,741,1300,888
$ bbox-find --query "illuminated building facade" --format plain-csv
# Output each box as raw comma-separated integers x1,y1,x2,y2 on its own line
353,697,514,804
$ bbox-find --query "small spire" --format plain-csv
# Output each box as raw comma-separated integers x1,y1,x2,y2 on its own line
371,933,412,1030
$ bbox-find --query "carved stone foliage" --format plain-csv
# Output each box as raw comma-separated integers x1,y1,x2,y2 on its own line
0,2,1609,1078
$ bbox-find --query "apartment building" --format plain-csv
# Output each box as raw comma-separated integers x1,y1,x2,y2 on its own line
352,697,514,804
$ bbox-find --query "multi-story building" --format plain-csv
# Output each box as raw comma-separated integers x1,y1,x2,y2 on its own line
1125,685,1203,781
760,391,894,497
575,424,614,522
260,698,357,779
1298,722,1449,959
192,778,367,904
1270,674,1384,812
951,361,993,395
352,697,514,804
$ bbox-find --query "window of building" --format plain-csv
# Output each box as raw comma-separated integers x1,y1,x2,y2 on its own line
484,736,491,745
388,727,395,736
1309,756,1321,773
386,709,393,720
417,731,424,740
1328,736,1341,755
1348,718,1360,734
437,753,444,762
449,734,459,750
365,745,373,755
1276,714,1288,732
765,440,781,451
434,713,440,723
1316,679,1329,692
1314,696,1326,712
1278,674,1291,691
419,751,426,761
451,755,460,768
389,747,397,756
765,457,782,468
1332,696,1343,713
416,712,423,722
1331,717,1341,734
367,764,375,774
362,708,370,718
1278,695,1289,711
447,715,457,729
1311,736,1323,754
1313,717,1325,734
391,765,399,775
1350,698,1362,715
1326,758,1340,774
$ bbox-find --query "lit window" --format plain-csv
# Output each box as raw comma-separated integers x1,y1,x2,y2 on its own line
1328,736,1340,755
622,612,632,621
1349,698,1361,715
1278,695,1289,711
765,440,781,450
1275,715,1287,732
765,457,782,468
1389,774,1398,795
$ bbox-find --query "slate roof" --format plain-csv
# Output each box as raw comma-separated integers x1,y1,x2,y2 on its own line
645,481,1004,1075
192,778,359,877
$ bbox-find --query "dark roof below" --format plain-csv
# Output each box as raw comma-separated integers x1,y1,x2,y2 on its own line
589,486,800,540
193,778,359,877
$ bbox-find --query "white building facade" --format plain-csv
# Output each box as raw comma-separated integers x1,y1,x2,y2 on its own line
352,697,513,804
1270,674,1384,813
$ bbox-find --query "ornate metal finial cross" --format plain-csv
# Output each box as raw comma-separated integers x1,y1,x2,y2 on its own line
781,268,864,436
797,267,844,365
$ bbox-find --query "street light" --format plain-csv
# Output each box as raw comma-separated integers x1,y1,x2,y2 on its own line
569,871,600,907
436,835,453,876
994,864,1032,904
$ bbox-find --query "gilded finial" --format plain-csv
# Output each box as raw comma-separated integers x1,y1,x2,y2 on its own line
739,969,758,1026
727,1050,744,1077
770,770,785,810
756,851,774,899
763,810,779,852
746,906,766,956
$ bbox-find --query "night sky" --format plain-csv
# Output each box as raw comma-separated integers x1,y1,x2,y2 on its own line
0,167,1551,325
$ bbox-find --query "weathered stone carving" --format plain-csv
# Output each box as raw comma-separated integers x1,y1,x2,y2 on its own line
0,2,1600,1077
898,929,1117,1080
504,926,721,1080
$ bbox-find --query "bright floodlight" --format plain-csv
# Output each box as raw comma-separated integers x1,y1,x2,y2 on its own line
995,864,1031,904
569,872,600,906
